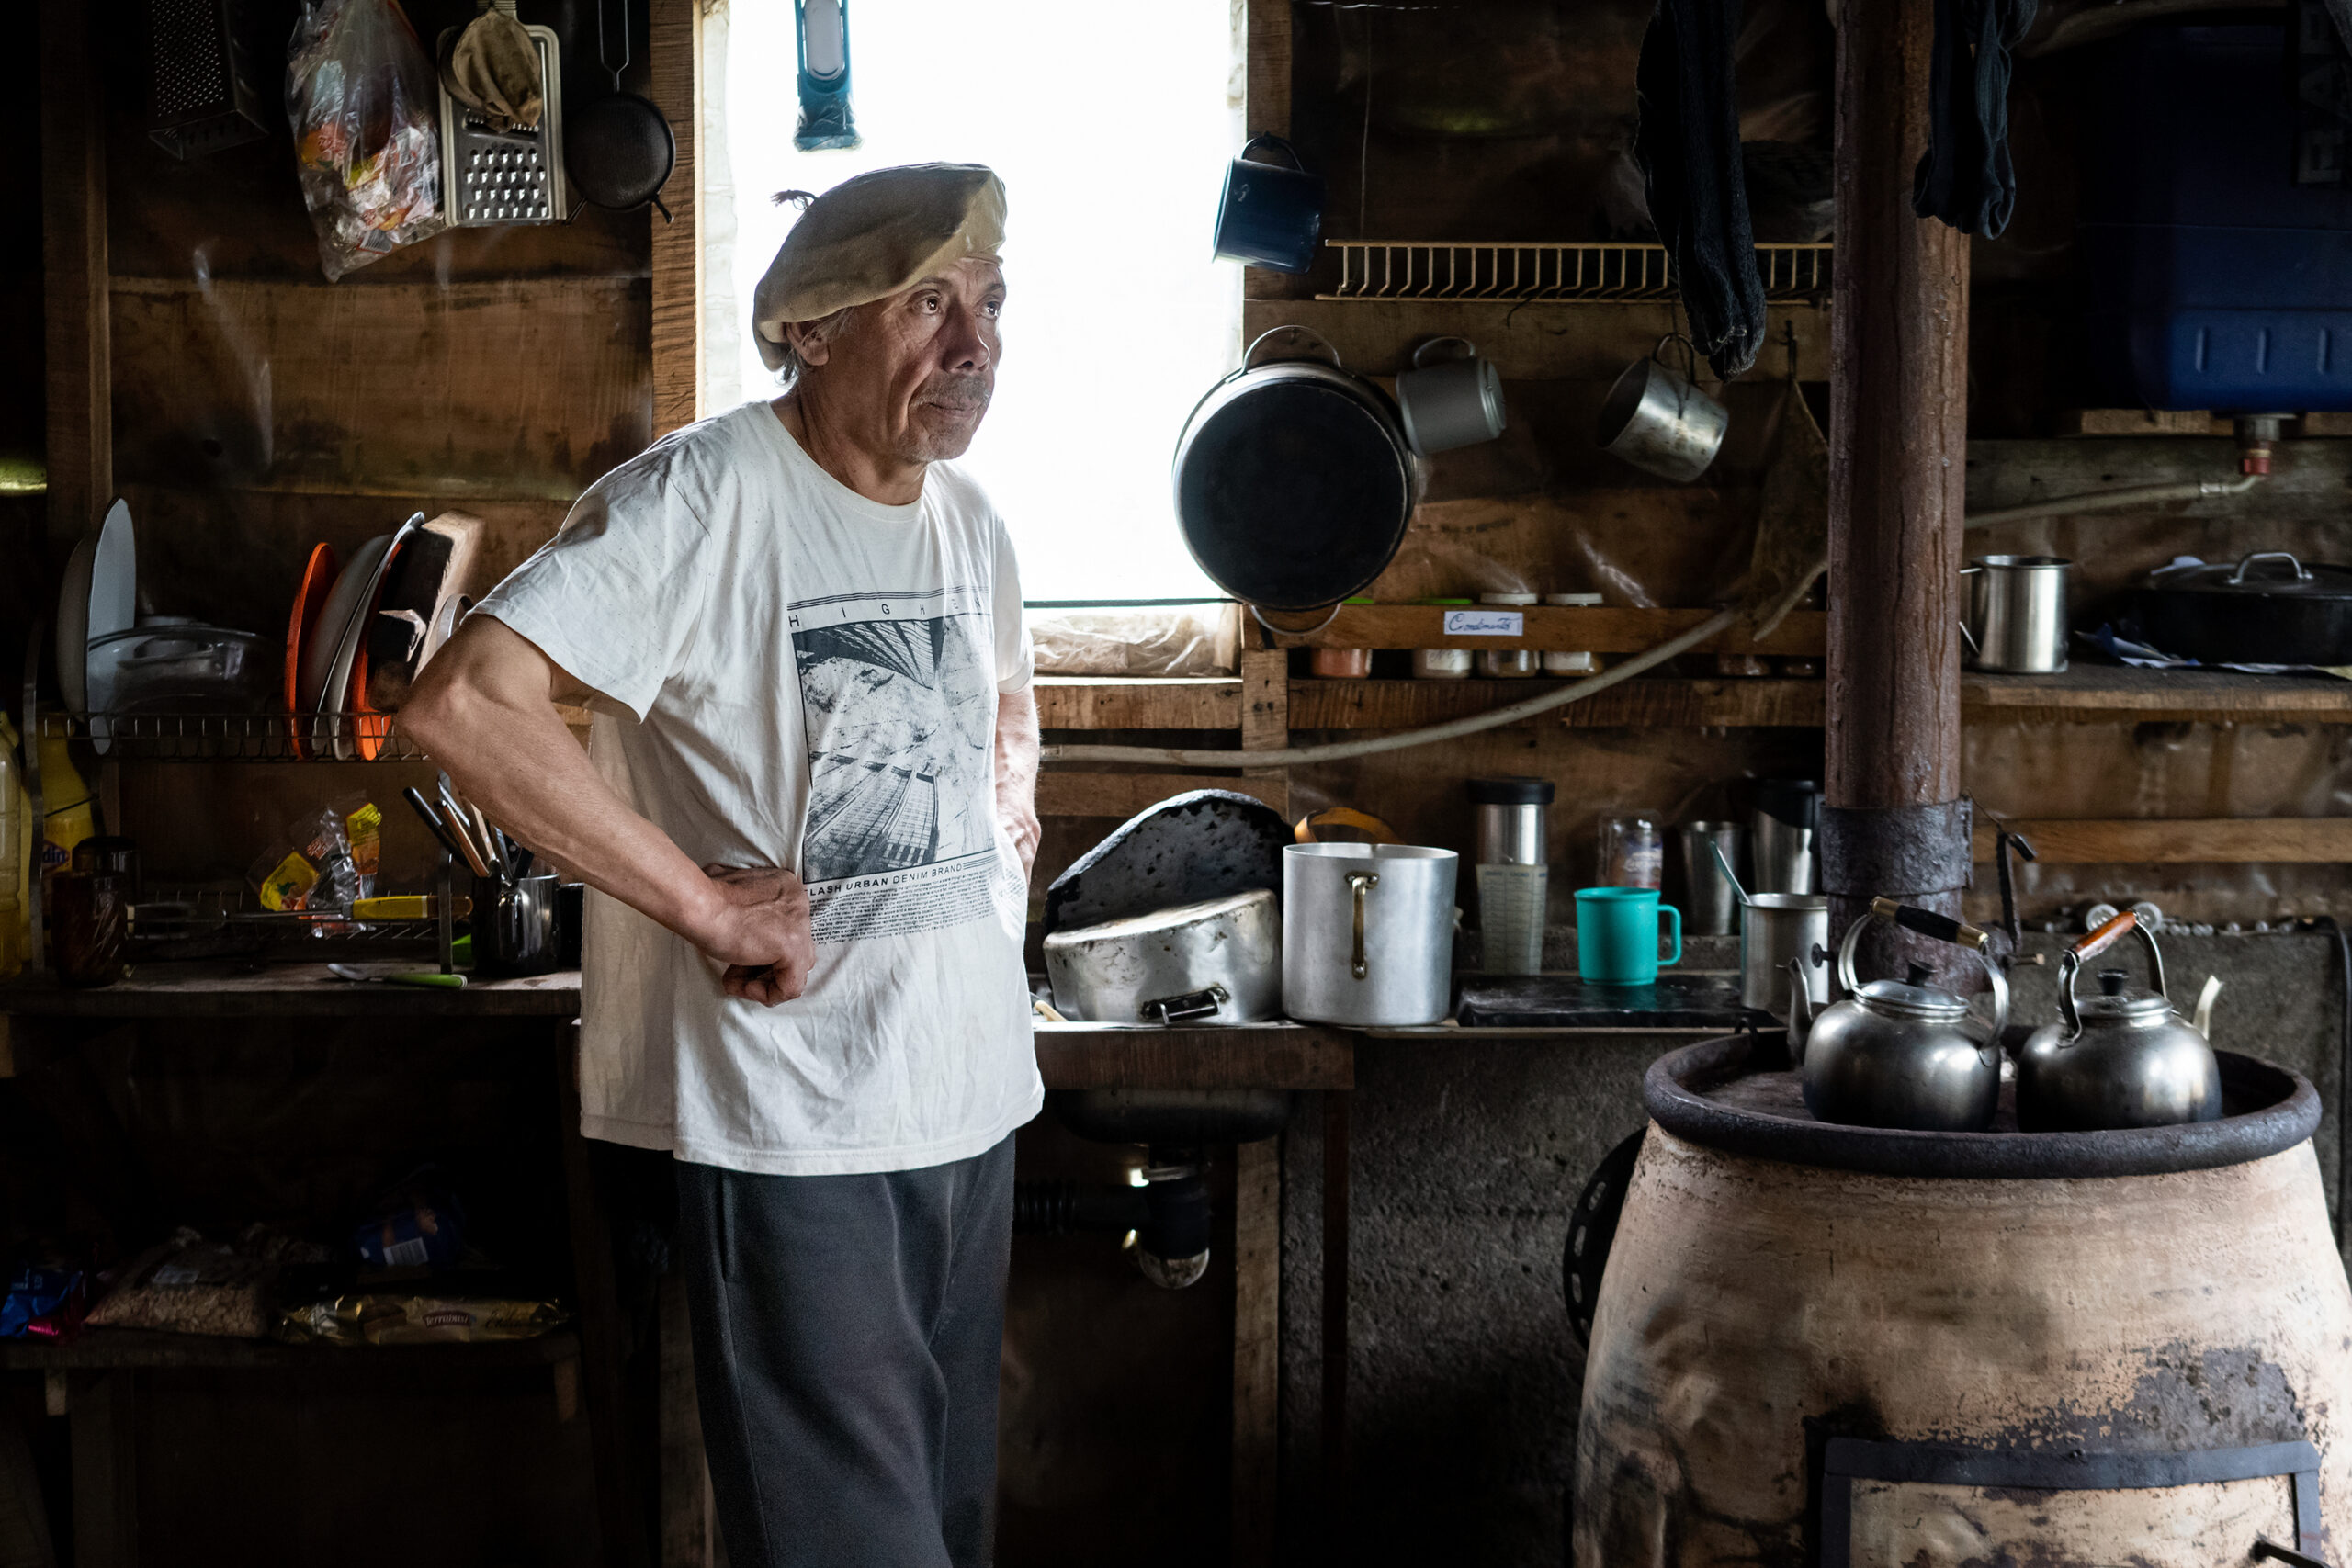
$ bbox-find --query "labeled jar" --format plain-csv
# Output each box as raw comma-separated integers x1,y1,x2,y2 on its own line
1411,648,1474,680
1597,812,1666,889
1310,647,1373,679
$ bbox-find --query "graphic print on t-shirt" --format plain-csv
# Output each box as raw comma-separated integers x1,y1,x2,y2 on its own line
790,585,1001,944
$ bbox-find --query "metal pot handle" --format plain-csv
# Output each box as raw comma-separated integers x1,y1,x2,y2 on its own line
1244,325,1343,372
1410,335,1476,370
2054,909,2168,1041
1835,897,2010,1042
1238,132,1307,172
2229,551,2312,585
1348,871,1379,981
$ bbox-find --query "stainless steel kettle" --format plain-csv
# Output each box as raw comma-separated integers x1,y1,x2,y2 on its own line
1787,897,2010,1132
2015,910,2222,1132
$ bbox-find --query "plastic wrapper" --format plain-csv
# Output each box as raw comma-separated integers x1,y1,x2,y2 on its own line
87,1226,330,1340
1030,604,1238,678
1,1264,86,1340
247,795,379,912
287,0,447,281
354,1173,465,1269
279,1292,568,1346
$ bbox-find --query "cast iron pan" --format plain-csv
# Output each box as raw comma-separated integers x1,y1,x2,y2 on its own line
2126,551,2352,665
1563,1128,1645,1347
568,0,674,220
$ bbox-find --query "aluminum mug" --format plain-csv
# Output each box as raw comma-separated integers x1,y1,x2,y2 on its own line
1576,886,1682,986
474,872,561,977
1596,334,1729,482
1396,337,1507,456
1212,134,1325,274
1740,893,1829,1014
1749,778,1820,896
1676,821,1745,936
1962,555,2071,673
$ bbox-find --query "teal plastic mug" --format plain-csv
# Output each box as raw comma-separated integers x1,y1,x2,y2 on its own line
1576,886,1683,985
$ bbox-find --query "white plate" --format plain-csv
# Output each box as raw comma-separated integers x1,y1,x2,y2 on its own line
309,536,391,761
316,513,423,760
80,501,140,753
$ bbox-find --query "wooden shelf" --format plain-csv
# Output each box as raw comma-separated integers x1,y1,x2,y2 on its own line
1038,667,2350,734
1263,604,1826,655
1032,1021,1353,1090
0,1325,580,1373
1969,818,2352,863
0,964,582,1019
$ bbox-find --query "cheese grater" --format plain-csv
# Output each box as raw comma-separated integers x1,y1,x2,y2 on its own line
437,14,570,226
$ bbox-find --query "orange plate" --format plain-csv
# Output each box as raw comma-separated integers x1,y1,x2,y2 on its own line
284,543,339,761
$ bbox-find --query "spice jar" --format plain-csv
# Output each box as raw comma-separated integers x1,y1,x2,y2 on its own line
1411,648,1473,680
1476,592,1539,679
1597,812,1666,888
1543,593,1603,674
1309,647,1373,679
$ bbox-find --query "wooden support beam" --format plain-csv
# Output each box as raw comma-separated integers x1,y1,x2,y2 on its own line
1035,770,1287,819
1969,818,2352,864
67,1371,136,1568
1239,647,1291,818
1231,1135,1281,1568
1826,0,1972,969
649,0,700,438
41,0,109,555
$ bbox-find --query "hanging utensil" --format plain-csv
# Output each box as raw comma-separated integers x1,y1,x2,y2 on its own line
563,0,675,220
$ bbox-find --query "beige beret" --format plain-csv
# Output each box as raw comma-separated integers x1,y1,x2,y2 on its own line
752,164,1007,371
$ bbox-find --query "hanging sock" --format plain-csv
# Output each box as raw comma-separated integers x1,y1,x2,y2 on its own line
1635,0,1768,380
1912,0,2038,235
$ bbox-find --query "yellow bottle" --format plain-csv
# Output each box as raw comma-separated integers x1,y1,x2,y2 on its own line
38,728,96,881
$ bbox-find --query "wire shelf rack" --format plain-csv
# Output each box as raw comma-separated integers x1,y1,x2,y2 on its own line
127,886,447,961
36,711,428,763
1317,240,1834,304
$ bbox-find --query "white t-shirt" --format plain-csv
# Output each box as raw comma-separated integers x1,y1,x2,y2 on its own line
475,400,1041,1176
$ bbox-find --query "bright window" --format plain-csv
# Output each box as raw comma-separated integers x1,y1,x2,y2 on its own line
699,0,1242,602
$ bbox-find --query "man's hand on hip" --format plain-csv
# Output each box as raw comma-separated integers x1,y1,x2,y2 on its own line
695,864,816,1007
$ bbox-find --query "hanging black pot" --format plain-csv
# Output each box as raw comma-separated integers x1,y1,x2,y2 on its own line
566,0,674,220
1170,327,1419,614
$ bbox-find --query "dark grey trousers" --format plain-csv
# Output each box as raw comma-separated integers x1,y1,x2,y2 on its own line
675,1135,1015,1568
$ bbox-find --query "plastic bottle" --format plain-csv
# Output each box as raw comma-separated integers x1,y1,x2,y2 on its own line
38,729,96,882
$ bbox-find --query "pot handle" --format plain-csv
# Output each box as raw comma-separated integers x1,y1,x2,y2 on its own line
1410,335,1476,370
1238,132,1307,172
1835,897,2010,1042
2055,909,2168,1041
2229,551,2312,585
1244,324,1343,372
1348,871,1378,981
1142,983,1230,1025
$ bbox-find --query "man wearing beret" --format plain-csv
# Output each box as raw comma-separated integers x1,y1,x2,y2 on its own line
404,164,1039,1567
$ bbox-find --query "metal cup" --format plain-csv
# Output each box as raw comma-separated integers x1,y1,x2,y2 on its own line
1741,893,1829,1014
1396,337,1507,456
1212,134,1326,274
1596,334,1729,482
473,872,561,977
1676,821,1745,936
1962,555,2071,673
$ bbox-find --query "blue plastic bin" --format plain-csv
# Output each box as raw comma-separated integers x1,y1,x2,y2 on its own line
2081,25,2352,409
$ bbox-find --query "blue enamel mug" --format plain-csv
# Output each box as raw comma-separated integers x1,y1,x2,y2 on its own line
1213,134,1325,274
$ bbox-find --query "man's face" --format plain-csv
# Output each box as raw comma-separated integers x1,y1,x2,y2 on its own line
792,256,1005,466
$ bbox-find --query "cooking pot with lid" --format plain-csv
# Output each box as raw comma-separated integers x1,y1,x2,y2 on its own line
2127,550,2352,665
1045,889,1282,1025
1172,328,1420,613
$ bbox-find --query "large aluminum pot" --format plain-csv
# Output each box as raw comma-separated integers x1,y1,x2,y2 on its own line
1283,842,1458,1026
1172,328,1420,611
1044,889,1282,1024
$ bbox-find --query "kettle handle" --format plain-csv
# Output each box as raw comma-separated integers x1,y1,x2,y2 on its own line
2056,911,2168,1041
1835,899,2010,1043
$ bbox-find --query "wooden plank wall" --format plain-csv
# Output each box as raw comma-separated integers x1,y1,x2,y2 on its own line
84,0,656,888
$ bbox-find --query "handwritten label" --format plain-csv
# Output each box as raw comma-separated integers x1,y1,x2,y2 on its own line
1442,609,1524,637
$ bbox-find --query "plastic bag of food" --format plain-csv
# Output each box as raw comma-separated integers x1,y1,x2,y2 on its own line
279,1292,567,1346
0,1262,86,1340
286,0,447,281
1029,603,1240,677
353,1170,465,1269
87,1225,330,1339
247,795,378,912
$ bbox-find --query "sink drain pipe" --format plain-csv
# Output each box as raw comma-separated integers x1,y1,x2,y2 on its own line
1013,1153,1213,1290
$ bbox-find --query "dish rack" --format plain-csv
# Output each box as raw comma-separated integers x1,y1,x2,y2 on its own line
1317,240,1834,303
37,711,428,763
130,886,445,963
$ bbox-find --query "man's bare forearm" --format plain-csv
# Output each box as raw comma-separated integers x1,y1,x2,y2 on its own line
401,618,723,942
994,686,1041,880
